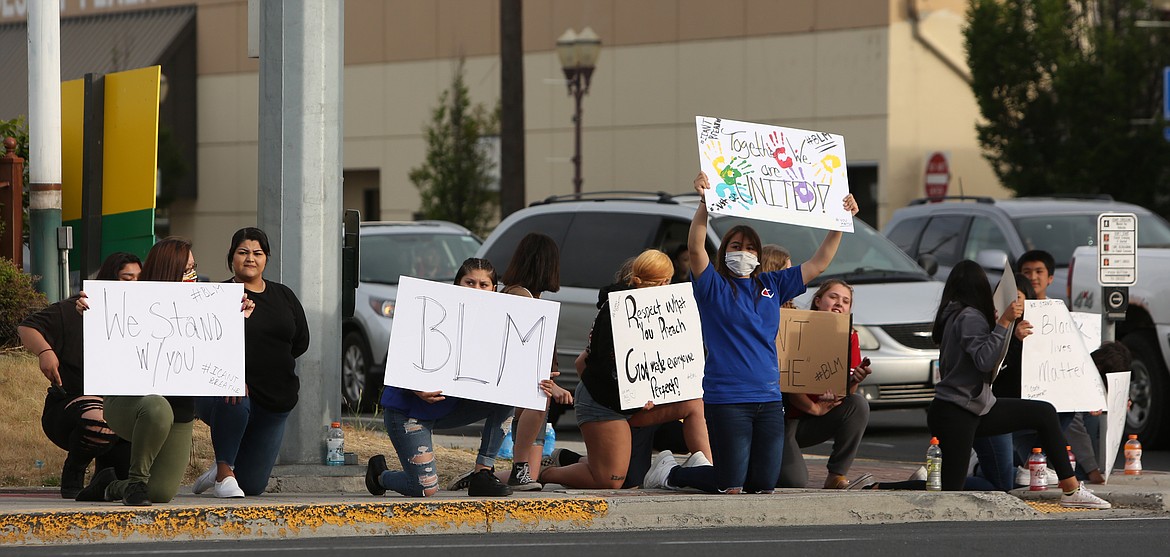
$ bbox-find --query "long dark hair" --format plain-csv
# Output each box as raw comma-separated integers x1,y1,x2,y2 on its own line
501,233,560,296
95,252,141,281
1014,272,1035,302
141,237,192,282
931,260,995,344
454,257,497,287
715,224,764,299
226,227,271,272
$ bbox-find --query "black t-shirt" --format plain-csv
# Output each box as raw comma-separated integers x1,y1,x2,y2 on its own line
992,335,1024,399
235,279,310,413
581,283,638,415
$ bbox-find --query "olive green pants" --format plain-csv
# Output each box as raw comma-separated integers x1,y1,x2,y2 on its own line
103,395,193,503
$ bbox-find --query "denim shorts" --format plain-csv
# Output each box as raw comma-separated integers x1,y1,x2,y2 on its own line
574,382,632,426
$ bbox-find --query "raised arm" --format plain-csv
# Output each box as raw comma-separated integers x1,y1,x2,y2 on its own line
801,193,860,284
688,172,712,278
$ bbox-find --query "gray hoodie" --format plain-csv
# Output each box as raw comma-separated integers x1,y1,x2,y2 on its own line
934,302,1010,416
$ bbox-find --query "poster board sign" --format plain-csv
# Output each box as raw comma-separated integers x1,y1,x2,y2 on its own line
385,277,559,410
990,270,1018,383
695,116,853,232
1020,299,1107,412
776,308,851,395
1100,371,1131,482
82,280,246,396
608,284,704,410
1070,312,1103,351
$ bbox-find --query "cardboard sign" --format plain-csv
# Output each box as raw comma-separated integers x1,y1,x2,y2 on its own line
1070,312,1103,352
82,280,246,396
1100,371,1131,482
776,308,851,395
990,270,1018,383
385,277,559,410
608,283,704,410
695,116,853,232
1020,299,1107,412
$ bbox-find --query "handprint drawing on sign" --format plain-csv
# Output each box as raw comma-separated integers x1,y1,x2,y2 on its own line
791,167,818,211
767,131,795,170
719,157,753,186
702,141,727,178
813,154,842,186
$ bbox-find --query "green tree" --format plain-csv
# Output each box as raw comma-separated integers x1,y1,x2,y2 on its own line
410,60,499,236
966,0,1170,215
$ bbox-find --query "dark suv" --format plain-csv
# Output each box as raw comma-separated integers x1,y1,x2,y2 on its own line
477,192,943,424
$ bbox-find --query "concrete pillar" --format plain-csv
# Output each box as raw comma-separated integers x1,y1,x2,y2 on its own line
257,0,344,465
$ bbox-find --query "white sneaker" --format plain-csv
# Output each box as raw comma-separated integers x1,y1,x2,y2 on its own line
682,452,711,468
1015,466,1030,487
192,465,216,495
1060,483,1111,509
1046,467,1059,485
908,466,927,482
213,476,246,498
642,450,678,489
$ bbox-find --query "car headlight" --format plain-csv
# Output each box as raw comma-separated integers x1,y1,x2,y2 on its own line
369,298,395,318
855,325,880,350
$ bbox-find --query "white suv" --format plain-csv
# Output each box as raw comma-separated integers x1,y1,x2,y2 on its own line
343,221,482,410
477,193,943,424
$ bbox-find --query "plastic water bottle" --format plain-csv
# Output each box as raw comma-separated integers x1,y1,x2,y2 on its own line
498,417,514,460
1066,445,1076,474
1124,435,1143,475
925,437,942,491
326,422,345,466
1028,448,1047,491
542,423,556,458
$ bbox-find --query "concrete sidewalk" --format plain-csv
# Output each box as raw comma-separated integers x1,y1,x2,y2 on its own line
1,457,1166,546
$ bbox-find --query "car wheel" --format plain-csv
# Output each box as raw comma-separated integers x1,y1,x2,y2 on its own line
1122,330,1170,448
342,331,371,412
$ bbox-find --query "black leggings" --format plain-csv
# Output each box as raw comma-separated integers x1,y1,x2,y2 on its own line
927,398,1073,491
42,392,131,479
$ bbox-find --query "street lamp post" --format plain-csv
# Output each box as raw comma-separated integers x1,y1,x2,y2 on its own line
557,27,601,196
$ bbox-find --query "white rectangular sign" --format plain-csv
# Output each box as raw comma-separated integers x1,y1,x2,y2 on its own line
385,277,559,411
1070,311,1102,352
695,116,853,232
608,283,704,410
82,280,246,396
1098,212,1137,286
990,270,1017,383
1021,299,1107,412
1100,371,1131,482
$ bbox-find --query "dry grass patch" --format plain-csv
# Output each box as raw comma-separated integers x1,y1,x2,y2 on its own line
1,351,481,489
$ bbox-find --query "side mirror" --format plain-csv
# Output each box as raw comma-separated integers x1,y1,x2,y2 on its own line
975,249,1010,271
917,253,939,277
341,209,360,318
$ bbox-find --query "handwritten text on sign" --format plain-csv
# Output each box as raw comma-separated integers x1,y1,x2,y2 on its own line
82,280,246,396
385,277,559,411
608,283,704,410
1021,299,1107,412
776,309,851,395
695,116,853,232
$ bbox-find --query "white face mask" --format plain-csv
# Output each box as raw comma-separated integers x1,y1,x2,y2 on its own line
724,251,759,277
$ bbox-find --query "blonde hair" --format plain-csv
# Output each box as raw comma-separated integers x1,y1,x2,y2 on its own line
759,244,792,273
626,249,673,288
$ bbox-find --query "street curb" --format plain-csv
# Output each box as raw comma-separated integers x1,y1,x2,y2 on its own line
0,491,1040,546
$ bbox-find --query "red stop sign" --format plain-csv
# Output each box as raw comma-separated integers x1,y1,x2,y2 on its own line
925,152,949,200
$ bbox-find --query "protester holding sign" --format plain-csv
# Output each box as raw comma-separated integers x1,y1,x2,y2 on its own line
540,250,712,489
191,228,309,498
17,252,140,499
777,279,872,489
75,237,255,506
367,258,522,498
927,260,1109,508
643,172,858,494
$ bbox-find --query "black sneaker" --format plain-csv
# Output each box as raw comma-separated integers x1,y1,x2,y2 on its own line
123,481,151,506
447,469,476,491
507,462,541,492
75,467,117,502
468,469,513,497
60,457,88,499
366,455,388,496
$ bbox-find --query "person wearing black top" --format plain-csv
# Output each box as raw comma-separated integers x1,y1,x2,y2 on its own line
192,228,309,498
17,252,140,499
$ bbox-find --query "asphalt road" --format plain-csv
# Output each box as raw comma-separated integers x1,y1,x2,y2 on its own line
10,518,1170,556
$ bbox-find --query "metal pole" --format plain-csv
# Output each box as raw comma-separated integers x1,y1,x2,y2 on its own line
27,0,63,301
498,0,526,217
258,0,344,467
571,74,583,195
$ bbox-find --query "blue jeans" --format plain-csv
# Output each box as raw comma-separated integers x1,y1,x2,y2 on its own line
195,397,290,496
972,433,1015,491
380,399,512,497
698,401,785,493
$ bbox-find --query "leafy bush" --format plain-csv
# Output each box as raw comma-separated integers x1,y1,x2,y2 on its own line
0,256,45,348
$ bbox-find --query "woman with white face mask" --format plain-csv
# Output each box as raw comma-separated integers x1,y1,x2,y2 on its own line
641,172,858,495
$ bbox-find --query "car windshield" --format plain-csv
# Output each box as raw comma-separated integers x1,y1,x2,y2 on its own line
1012,212,1170,267
710,216,930,285
359,232,482,285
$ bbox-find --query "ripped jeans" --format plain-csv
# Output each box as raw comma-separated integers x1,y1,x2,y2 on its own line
381,399,513,497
